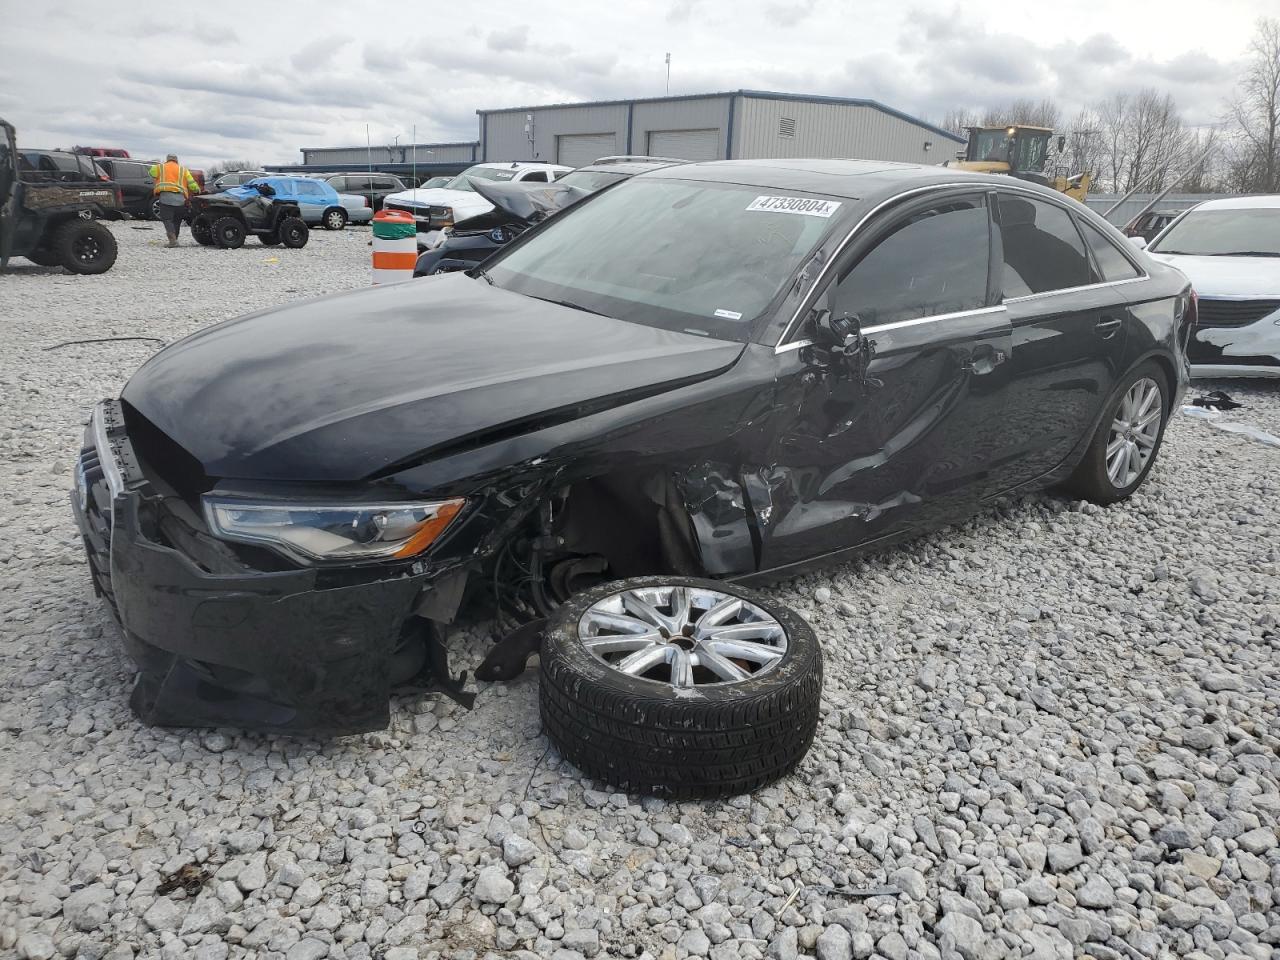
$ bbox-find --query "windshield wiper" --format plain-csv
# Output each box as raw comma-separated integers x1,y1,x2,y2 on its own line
473,267,494,285
528,295,609,318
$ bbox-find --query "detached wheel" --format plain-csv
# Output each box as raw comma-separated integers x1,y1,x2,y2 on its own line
323,207,348,230
55,220,117,274
540,577,823,799
191,217,214,246
211,216,245,249
1063,360,1169,504
278,217,308,248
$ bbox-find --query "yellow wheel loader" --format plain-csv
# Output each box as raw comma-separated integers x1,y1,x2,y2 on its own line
944,125,1091,202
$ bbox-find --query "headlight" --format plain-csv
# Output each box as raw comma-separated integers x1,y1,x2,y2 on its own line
202,496,465,564
430,206,454,227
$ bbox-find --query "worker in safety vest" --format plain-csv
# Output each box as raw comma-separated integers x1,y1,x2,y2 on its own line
148,153,201,247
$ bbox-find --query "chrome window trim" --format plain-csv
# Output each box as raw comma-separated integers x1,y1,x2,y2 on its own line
1195,294,1280,302
774,305,1009,355
1003,275,1150,305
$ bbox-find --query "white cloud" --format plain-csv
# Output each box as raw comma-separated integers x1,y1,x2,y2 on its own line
0,0,1263,168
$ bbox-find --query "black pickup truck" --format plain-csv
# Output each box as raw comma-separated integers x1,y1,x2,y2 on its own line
1,118,120,273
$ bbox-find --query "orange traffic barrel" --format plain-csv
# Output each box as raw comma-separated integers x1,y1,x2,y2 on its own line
371,209,417,284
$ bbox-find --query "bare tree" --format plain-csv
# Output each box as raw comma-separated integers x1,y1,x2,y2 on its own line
1061,107,1104,183
981,98,1061,129
940,108,981,138
1228,17,1280,191
206,159,261,178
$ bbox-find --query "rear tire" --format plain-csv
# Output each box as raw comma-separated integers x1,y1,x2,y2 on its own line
540,576,823,799
55,220,117,274
323,207,348,230
1061,360,1170,504
211,216,246,249
278,217,308,248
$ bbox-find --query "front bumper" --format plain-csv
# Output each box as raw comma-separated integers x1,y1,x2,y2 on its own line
71,401,437,734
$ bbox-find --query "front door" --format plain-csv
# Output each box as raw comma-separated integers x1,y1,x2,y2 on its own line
758,191,1014,572
991,191,1131,488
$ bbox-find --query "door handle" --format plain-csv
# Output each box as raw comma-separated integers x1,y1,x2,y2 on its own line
961,346,1007,376
1096,316,1122,338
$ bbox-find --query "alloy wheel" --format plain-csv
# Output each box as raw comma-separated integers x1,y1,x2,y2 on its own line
1106,377,1162,488
578,584,788,688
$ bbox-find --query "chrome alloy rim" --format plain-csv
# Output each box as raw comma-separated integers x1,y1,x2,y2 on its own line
1107,377,1162,488
578,585,788,688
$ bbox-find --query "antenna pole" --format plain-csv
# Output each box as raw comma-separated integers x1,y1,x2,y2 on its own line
665,53,671,95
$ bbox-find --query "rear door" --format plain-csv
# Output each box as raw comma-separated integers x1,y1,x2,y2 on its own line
993,190,1133,488
761,190,1013,570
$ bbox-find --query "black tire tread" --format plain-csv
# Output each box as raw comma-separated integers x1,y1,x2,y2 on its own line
211,216,246,249
539,576,822,799
54,220,117,274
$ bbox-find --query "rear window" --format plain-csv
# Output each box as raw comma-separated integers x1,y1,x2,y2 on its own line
1080,220,1141,282
997,195,1091,296
558,170,627,192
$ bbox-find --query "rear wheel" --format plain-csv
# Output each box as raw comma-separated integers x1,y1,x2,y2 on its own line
55,220,118,274
323,207,348,230
1062,360,1170,503
278,217,308,248
211,216,246,249
191,217,214,246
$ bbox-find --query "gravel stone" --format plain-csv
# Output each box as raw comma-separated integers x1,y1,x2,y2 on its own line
3,230,1280,960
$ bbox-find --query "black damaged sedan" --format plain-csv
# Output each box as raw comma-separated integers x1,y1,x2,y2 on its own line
73,159,1191,734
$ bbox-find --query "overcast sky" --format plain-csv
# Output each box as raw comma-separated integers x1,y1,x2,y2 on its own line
0,0,1266,168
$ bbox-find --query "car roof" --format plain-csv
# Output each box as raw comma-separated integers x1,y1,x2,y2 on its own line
643,157,1067,202
1187,195,1280,211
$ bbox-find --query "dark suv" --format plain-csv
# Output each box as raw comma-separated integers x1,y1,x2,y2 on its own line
320,173,406,211
96,158,155,219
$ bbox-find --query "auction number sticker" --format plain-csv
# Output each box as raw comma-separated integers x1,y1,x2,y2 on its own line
746,196,841,217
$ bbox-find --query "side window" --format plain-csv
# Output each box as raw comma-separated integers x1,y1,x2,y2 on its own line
996,194,1091,297
1079,219,1141,282
374,178,397,189
521,171,548,183
327,177,347,191
828,196,991,327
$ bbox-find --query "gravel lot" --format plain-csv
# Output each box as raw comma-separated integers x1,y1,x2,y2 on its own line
1,222,1278,960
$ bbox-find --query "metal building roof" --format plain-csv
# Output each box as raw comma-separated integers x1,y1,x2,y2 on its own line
475,89,964,144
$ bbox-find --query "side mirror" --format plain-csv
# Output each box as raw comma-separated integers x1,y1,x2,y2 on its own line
808,309,880,390
814,309,864,356
1128,236,1148,250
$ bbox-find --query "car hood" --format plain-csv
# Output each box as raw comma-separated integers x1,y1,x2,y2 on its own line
387,187,493,217
121,274,744,482
1147,253,1280,298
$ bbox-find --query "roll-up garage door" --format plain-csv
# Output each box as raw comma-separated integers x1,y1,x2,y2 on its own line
646,129,721,161
556,133,618,168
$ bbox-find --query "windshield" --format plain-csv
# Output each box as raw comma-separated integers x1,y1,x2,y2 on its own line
971,130,1011,163
486,178,845,342
557,169,627,192
443,166,519,192
1151,208,1280,256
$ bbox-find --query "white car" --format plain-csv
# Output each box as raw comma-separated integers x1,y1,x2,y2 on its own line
382,162,571,246
337,192,373,225
1140,195,1280,378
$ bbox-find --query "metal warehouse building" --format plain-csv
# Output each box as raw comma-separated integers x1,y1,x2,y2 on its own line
479,90,962,167
282,90,963,177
